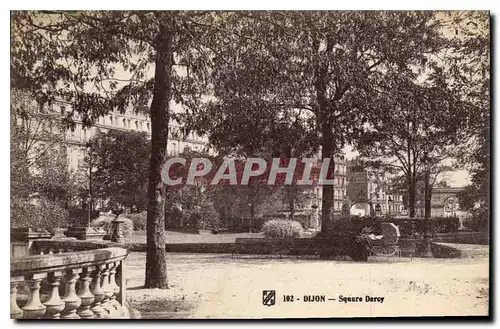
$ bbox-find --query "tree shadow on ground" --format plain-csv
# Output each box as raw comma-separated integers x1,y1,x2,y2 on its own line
133,299,198,319
127,285,199,319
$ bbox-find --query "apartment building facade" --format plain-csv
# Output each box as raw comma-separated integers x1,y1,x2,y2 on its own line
346,165,405,217
62,105,208,173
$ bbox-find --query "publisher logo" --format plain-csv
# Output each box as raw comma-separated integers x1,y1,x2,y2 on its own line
263,290,276,307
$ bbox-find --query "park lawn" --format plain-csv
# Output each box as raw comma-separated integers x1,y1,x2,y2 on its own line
126,251,489,319
129,230,265,244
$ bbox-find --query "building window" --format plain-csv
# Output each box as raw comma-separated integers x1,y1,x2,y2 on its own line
147,123,150,132
122,118,126,127
135,121,139,130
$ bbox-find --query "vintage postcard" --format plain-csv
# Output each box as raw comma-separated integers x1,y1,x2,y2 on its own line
10,10,490,320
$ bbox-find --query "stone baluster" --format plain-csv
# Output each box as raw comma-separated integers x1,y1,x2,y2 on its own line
43,271,65,319
10,277,24,319
100,264,113,316
90,265,106,319
61,269,82,319
77,267,95,319
116,259,128,317
108,262,121,313
22,273,47,319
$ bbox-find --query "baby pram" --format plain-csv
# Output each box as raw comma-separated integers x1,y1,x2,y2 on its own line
357,222,401,258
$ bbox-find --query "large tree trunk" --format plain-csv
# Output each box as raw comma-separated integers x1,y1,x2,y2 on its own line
408,174,416,219
249,191,256,233
424,170,431,237
314,45,335,234
145,20,173,289
320,121,335,234
288,190,295,221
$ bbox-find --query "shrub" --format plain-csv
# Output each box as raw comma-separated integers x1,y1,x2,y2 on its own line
11,197,69,229
463,207,489,232
261,219,304,239
226,217,266,233
199,201,221,230
90,215,134,242
431,217,459,233
128,211,147,231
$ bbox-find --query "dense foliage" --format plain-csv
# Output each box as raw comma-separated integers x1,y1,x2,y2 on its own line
90,214,134,241
89,130,150,212
11,197,69,229
186,11,486,232
10,90,76,228
261,219,304,239
128,211,148,231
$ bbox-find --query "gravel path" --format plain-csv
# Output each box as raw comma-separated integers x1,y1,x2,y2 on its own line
126,252,489,319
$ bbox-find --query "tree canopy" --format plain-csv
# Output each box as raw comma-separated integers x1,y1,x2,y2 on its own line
188,11,456,231
88,130,150,212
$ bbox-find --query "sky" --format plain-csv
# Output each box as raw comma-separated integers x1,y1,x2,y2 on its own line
341,145,471,188
177,144,472,188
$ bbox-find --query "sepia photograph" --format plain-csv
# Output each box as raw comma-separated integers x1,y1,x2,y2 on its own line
9,9,490,320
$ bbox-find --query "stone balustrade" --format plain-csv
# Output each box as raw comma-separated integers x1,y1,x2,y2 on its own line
11,239,130,319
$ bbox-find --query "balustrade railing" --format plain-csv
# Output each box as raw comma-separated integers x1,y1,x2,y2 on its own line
11,239,129,319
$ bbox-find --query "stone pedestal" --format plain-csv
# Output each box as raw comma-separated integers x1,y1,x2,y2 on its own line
458,217,466,230
111,218,125,244
11,228,54,258
310,206,320,230
50,227,68,239
64,227,106,241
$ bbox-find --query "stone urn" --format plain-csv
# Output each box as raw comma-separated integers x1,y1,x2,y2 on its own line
110,207,126,243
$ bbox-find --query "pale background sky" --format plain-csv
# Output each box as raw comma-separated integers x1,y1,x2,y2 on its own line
342,145,471,187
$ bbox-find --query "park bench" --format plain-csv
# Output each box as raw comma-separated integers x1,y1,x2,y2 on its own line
232,237,334,258
232,238,294,258
232,234,367,260
287,238,323,258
